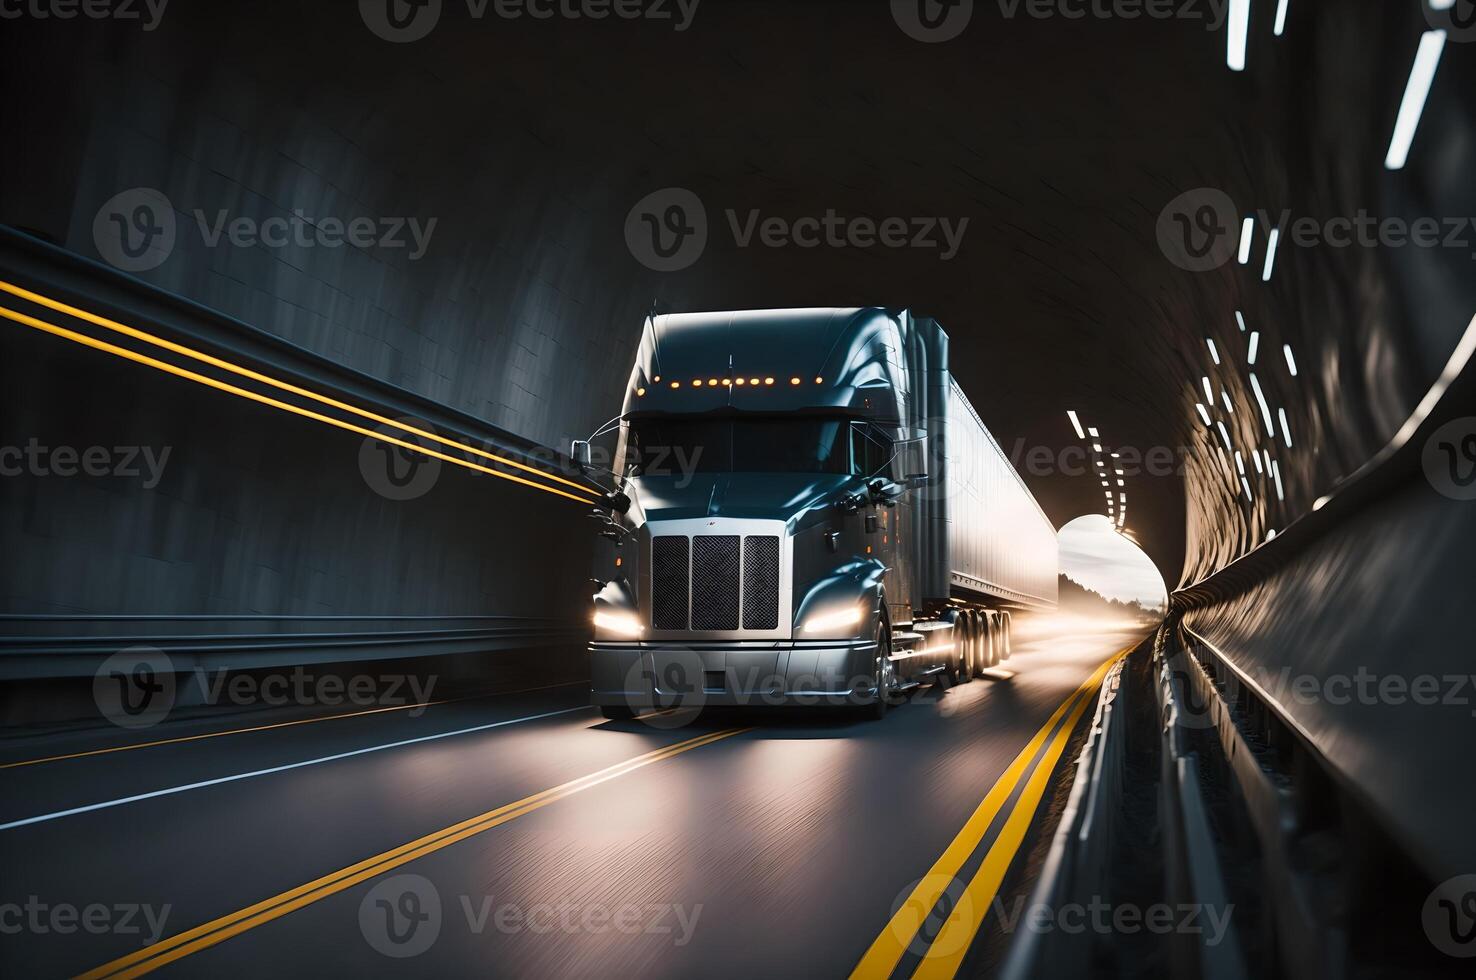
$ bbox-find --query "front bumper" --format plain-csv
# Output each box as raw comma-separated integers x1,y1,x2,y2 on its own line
590,638,879,709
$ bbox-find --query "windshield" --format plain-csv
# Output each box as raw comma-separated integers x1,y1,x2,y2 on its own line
625,417,851,476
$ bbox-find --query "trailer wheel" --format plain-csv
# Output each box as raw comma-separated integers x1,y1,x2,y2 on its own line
984,613,1000,668
1000,612,1012,661
867,616,895,721
956,617,974,684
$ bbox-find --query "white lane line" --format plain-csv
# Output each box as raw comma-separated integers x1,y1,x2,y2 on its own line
0,706,590,831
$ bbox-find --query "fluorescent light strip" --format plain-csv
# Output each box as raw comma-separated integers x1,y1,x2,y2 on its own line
1227,0,1251,71
1088,427,1100,438
1235,310,1248,333
1202,376,1215,402
1249,372,1275,435
1273,0,1288,36
1234,450,1245,475
1221,388,1235,413
1207,338,1220,364
1067,410,1085,439
1278,407,1293,447
1251,450,1263,474
1247,331,1259,364
1241,476,1254,500
1196,403,1212,426
1261,227,1281,282
1272,459,1284,501
1283,343,1298,376
0,305,599,505
1385,30,1447,171
1237,217,1254,263
0,282,597,500
1216,421,1233,453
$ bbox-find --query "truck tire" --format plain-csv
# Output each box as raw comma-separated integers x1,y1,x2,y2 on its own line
868,616,895,721
1000,612,1012,660
956,617,974,684
984,614,1000,669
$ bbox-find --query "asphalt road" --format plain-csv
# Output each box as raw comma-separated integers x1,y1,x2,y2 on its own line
0,617,1148,979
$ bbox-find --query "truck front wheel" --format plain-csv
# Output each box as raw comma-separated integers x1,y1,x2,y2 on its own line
867,618,895,721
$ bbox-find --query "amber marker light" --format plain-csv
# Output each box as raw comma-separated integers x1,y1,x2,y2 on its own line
670,381,680,388
636,387,646,396
814,376,823,384
708,378,718,387
735,378,745,385
790,377,801,385
765,377,774,385
750,378,759,386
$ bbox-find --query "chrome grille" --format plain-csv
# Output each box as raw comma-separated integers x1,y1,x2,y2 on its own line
651,536,690,630
691,535,740,630
650,532,781,633
742,536,780,630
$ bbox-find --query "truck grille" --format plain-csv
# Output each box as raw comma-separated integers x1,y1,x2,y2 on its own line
742,536,780,630
650,533,780,632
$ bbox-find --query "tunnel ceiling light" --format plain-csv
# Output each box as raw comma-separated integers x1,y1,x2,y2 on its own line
1195,403,1212,426
1216,420,1233,453
1272,459,1285,501
1202,376,1215,402
709,378,719,387
1262,449,1273,474
1249,373,1275,435
1261,228,1281,282
1119,492,1127,503
1221,389,1235,413
1102,480,1109,487
723,378,732,386
1088,426,1100,438
735,377,745,385
1115,468,1124,476
1067,410,1085,439
1235,450,1245,475
1251,450,1263,474
1273,0,1288,36
1237,217,1254,264
1110,451,1120,458
1091,442,1102,452
1278,407,1293,447
1283,344,1298,376
670,380,680,388
1241,476,1254,501
1116,479,1124,487
790,377,801,386
1248,331,1260,365
1235,310,1248,333
1227,0,1250,70
764,377,774,385
1207,338,1221,365
1386,30,1447,170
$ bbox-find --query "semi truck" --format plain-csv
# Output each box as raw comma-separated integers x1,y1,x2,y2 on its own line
572,308,1057,719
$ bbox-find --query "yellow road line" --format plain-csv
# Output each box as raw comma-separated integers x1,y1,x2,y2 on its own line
80,726,748,979
0,279,595,496
0,680,587,770
914,657,1118,978
849,648,1129,980
0,304,596,504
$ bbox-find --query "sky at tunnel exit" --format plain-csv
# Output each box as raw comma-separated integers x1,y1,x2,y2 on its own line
1057,515,1168,611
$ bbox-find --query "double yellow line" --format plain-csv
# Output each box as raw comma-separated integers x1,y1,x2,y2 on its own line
80,726,747,978
0,280,598,505
851,648,1129,979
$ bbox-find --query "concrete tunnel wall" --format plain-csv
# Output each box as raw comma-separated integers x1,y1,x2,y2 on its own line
1,2,1474,714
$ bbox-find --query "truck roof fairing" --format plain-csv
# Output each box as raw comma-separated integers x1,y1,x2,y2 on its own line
621,307,912,422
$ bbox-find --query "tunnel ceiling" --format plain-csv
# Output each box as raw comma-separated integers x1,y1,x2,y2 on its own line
3,1,1472,588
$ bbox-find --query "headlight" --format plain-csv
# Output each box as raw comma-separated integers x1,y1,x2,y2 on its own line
593,609,644,638
799,603,864,635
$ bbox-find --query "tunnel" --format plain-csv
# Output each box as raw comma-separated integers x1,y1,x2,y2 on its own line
2,1,1474,976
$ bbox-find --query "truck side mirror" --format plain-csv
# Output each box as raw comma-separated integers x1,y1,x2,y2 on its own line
893,436,928,486
570,439,592,470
